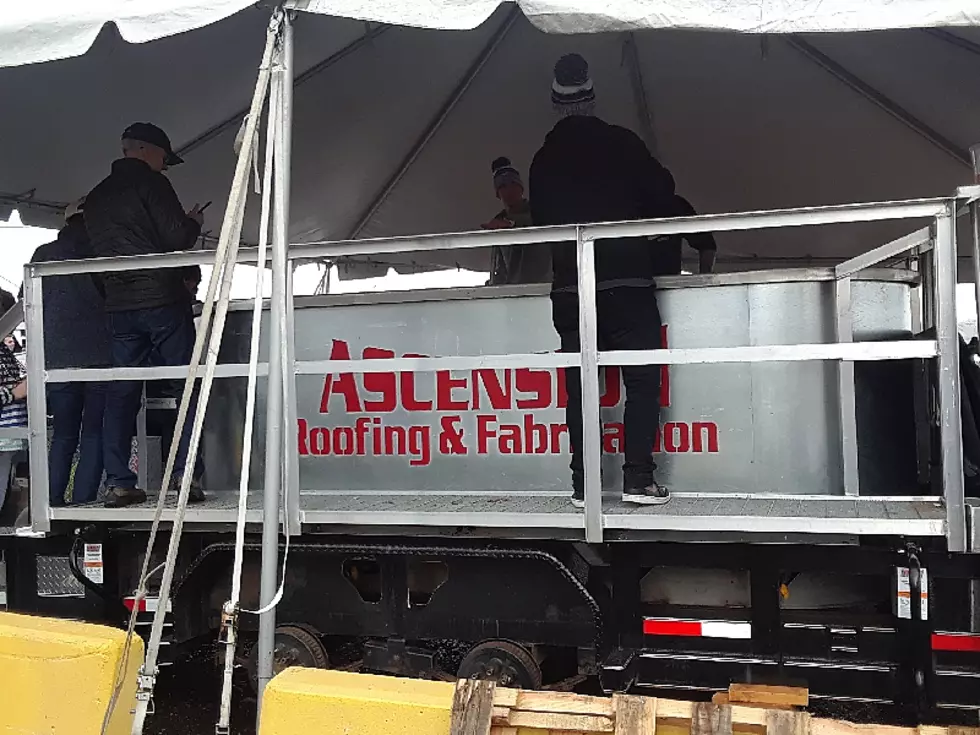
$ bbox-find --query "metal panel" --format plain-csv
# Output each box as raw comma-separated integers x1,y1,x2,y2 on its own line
835,278,860,496
22,269,50,534
27,199,948,278
199,275,917,500
934,209,967,552
35,555,85,598
577,230,603,543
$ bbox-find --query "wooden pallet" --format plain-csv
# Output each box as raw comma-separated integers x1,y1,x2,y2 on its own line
449,680,980,735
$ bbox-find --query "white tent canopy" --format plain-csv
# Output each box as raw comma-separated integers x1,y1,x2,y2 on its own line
3,1,980,278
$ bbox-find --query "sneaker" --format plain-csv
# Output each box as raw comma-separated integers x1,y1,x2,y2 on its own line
570,472,585,509
104,486,148,508
622,480,670,506
169,474,207,504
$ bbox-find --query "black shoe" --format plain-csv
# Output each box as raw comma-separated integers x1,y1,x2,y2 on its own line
104,486,148,508
570,471,585,509
169,475,207,503
622,480,670,506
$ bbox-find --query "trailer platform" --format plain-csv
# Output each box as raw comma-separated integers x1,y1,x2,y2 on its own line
47,492,947,540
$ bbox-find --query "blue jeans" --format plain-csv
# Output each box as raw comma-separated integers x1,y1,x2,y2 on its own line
103,304,203,489
48,382,106,505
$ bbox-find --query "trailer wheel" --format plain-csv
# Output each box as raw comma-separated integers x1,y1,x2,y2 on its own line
457,640,542,690
247,624,330,691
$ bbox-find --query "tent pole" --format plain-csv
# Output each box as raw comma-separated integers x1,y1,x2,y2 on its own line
175,23,388,158
786,37,969,168
622,33,659,157
345,6,520,241
256,8,293,719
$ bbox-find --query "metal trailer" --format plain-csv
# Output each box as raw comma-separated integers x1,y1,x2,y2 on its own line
3,194,980,724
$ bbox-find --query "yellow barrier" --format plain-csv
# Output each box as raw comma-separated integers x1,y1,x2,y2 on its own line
260,669,456,735
0,612,142,735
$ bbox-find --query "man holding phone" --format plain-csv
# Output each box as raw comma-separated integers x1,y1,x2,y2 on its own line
84,122,208,507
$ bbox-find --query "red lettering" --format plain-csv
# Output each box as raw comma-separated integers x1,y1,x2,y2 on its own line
499,424,521,454
663,422,690,453
473,370,511,410
297,418,309,455
310,427,330,455
336,427,355,455
319,340,362,413
362,347,397,412
516,368,551,409
477,415,496,453
522,414,549,454
550,422,568,453
600,367,621,408
408,426,431,466
692,422,719,453
401,353,432,411
436,371,468,411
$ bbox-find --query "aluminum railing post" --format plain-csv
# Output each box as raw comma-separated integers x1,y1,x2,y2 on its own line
575,227,603,543
23,266,50,533
280,13,301,538
834,277,860,495
934,205,966,552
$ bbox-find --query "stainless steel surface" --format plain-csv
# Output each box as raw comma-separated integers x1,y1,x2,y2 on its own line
835,278,860,496
49,491,946,538
23,272,50,534
203,272,917,499
35,555,85,598
969,502,980,553
577,230,603,542
27,200,949,278
786,37,970,168
834,228,932,279
137,387,149,493
284,265,301,535
935,208,967,552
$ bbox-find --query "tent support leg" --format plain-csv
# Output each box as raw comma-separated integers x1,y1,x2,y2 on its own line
786,36,969,168
256,8,294,719
622,33,659,158
345,5,520,241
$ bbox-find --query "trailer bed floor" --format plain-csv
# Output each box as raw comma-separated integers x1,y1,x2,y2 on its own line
47,492,947,539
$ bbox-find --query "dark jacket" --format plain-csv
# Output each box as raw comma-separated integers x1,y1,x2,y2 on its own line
84,157,201,312
651,195,718,277
28,217,112,370
529,115,676,291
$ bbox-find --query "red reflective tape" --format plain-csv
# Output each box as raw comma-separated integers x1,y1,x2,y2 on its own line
643,619,702,637
932,633,980,652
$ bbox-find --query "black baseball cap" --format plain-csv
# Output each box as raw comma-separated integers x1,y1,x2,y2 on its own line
121,122,184,166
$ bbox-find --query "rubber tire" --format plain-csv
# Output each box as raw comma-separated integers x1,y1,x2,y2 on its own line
457,640,542,690
247,624,330,692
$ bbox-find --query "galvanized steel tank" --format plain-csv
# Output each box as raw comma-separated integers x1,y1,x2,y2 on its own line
205,268,918,497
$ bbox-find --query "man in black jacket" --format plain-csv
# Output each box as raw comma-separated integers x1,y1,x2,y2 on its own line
530,54,676,508
85,122,206,508
28,198,111,506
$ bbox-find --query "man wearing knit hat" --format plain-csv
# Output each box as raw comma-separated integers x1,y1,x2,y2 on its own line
483,157,550,285
530,53,677,508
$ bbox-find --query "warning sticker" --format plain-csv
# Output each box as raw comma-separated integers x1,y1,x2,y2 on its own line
894,566,928,621
83,543,103,585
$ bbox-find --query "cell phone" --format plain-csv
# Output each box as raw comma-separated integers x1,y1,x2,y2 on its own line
200,201,212,212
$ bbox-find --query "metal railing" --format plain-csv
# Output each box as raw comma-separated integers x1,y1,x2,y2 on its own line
17,194,972,548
